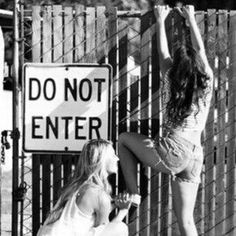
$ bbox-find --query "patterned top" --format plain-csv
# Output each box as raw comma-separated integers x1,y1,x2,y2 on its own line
160,69,213,132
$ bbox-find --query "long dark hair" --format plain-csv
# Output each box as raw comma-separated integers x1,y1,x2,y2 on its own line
167,45,211,127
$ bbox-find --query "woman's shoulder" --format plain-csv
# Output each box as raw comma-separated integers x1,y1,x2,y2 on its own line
77,184,110,206
79,184,103,199
74,184,107,214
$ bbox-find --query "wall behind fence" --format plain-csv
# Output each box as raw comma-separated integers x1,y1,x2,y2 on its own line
19,5,236,236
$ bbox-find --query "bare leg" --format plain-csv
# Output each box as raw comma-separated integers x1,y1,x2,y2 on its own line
118,132,172,194
171,179,199,236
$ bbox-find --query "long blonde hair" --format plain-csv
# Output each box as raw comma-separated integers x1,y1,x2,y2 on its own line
46,139,113,225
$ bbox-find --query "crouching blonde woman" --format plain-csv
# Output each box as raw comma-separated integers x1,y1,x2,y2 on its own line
118,5,213,236
37,139,131,236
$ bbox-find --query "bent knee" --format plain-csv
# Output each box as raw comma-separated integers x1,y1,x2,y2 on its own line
118,132,130,146
179,217,195,230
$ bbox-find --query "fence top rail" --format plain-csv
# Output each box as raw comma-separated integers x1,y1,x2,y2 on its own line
23,8,234,19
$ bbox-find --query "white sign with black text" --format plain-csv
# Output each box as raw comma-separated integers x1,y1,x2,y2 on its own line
23,64,111,153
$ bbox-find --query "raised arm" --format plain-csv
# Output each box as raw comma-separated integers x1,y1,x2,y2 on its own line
154,5,172,76
176,5,213,76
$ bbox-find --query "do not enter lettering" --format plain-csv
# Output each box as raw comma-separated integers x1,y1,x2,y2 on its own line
28,77,106,102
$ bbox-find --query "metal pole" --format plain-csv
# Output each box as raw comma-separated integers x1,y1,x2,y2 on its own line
0,25,5,236
20,1,25,235
12,0,20,235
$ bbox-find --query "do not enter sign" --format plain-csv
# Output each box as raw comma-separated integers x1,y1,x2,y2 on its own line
23,63,112,153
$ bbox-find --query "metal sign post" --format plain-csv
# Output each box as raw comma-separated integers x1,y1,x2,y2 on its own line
12,0,20,235
0,25,4,236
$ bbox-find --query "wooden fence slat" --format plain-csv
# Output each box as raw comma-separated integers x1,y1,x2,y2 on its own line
195,11,205,235
64,6,73,63
226,10,236,236
140,13,150,136
32,155,40,235
151,13,160,138
107,6,118,210
42,156,51,222
63,155,72,186
96,6,106,63
75,4,85,62
127,13,140,234
53,156,62,205
108,6,118,144
215,10,228,236
32,6,41,62
42,6,52,63
53,5,63,62
150,11,161,236
139,11,151,236
118,22,128,193
86,7,96,62
118,23,128,134
204,9,217,236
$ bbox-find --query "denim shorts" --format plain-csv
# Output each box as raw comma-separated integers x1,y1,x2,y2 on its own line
153,131,204,184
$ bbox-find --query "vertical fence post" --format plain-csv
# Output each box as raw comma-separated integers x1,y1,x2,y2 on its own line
12,0,20,235
0,26,4,235
31,7,42,235
107,6,118,198
150,10,161,236
140,10,151,236
117,22,128,194
205,9,216,236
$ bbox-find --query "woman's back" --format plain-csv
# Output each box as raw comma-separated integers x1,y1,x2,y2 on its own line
161,69,213,144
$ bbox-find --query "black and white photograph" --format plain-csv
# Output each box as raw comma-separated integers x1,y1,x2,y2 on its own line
0,0,235,235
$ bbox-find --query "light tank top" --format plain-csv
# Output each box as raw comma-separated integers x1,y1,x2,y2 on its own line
37,189,105,236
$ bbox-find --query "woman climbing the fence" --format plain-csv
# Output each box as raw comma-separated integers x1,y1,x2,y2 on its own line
37,139,130,236
118,5,213,236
